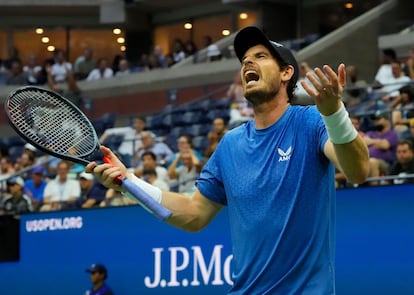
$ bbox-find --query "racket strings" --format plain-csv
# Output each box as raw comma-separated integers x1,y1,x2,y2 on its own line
8,89,97,157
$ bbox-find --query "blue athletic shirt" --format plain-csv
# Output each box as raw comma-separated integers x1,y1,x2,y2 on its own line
196,105,336,294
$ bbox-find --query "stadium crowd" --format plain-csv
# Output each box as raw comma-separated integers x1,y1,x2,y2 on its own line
1,45,414,217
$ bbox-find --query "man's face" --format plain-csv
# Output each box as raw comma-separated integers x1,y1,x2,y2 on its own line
142,155,156,168
396,144,414,164
240,44,282,106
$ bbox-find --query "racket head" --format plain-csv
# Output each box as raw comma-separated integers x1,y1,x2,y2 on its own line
4,86,101,166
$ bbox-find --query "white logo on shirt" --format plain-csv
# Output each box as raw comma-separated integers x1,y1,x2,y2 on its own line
278,146,292,162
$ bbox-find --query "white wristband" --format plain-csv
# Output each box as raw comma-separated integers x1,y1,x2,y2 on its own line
124,174,163,203
321,102,358,144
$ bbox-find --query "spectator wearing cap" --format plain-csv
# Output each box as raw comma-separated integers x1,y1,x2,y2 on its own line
85,263,114,295
1,176,32,215
364,110,399,185
75,172,107,209
23,165,47,211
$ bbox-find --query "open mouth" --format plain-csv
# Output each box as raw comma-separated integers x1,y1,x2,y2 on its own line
245,70,259,84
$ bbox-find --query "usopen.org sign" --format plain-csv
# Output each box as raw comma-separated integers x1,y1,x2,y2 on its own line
144,245,233,289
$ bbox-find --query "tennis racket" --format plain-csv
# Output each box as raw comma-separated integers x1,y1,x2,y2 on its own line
4,86,172,221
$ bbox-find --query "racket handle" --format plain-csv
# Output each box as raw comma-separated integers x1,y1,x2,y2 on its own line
103,155,123,184
122,178,172,221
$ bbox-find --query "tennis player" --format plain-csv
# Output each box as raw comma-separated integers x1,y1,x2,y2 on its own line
86,26,369,294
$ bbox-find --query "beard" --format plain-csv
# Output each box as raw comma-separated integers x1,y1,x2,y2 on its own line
245,87,278,107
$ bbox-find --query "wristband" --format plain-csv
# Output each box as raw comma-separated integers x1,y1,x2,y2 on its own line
123,174,163,203
321,102,358,144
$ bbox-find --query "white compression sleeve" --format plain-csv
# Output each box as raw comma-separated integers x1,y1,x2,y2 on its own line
321,102,358,144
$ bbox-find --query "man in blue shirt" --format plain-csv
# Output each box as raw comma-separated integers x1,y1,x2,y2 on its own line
85,263,114,295
87,26,369,294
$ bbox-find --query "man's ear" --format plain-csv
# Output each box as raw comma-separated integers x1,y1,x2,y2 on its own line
281,65,295,83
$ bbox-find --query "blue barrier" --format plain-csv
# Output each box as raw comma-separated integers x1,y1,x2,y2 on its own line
0,184,413,295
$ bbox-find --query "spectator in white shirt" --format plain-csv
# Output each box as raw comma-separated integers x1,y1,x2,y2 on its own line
86,57,114,81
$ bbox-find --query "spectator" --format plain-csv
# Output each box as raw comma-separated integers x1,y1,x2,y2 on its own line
75,172,107,208
46,49,82,104
133,131,173,167
1,176,32,216
168,150,202,195
389,84,414,133
294,61,315,105
86,57,114,81
378,61,411,103
342,64,368,108
74,46,97,80
23,165,47,211
114,58,130,77
153,45,168,68
142,167,170,191
23,54,43,85
227,72,254,126
133,151,170,185
99,116,150,167
171,38,186,64
374,48,397,86
5,59,27,85
387,139,414,184
184,40,198,63
403,47,414,79
40,161,81,211
85,263,114,295
206,44,222,62
204,117,228,158
50,49,73,84
166,134,203,168
364,110,399,185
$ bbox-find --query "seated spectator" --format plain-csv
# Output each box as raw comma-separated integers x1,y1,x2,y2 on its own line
206,44,222,62
166,135,203,168
387,139,414,184
23,54,44,85
142,167,170,191
363,111,399,185
376,61,411,104
294,61,316,105
373,48,397,86
133,131,173,167
40,160,81,211
1,176,32,216
86,57,114,81
75,172,107,208
133,151,170,185
204,117,228,158
167,150,202,196
74,46,97,80
226,72,254,126
114,58,131,77
389,85,414,133
403,47,414,79
99,116,151,167
342,64,368,108
23,165,47,211
5,59,27,85
171,38,186,65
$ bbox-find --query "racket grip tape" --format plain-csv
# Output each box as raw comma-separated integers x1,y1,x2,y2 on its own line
122,178,172,221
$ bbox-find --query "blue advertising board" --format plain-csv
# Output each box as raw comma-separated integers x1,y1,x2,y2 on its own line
0,184,413,294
